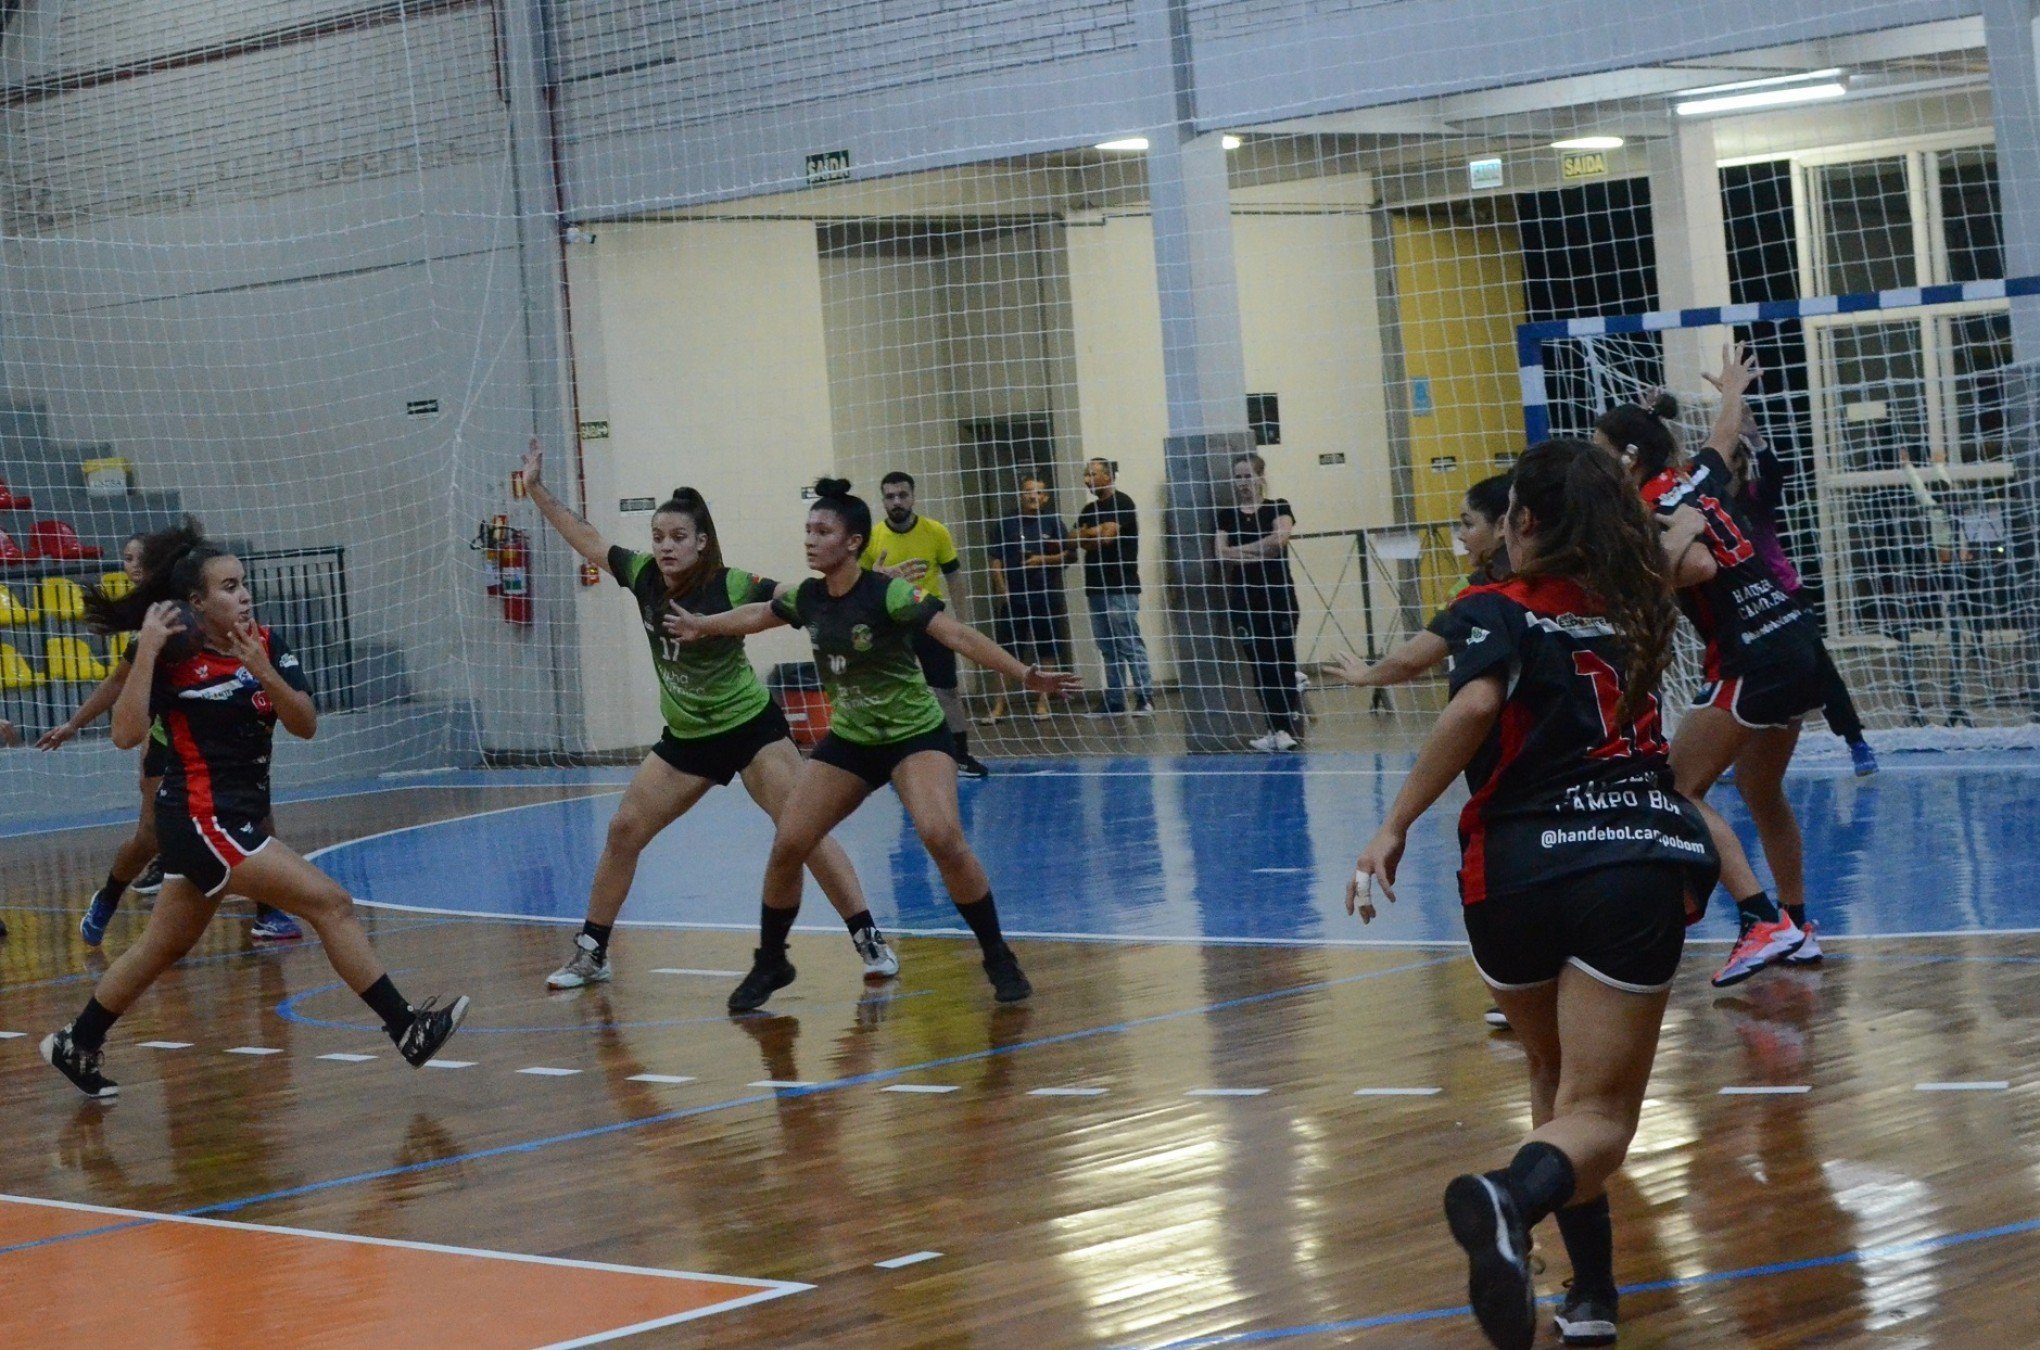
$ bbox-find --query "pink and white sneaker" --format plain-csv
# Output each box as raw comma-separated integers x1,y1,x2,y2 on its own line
1784,920,1823,965
1711,915,1806,988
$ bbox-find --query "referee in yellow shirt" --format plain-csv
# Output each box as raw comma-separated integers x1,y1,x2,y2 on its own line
861,470,991,778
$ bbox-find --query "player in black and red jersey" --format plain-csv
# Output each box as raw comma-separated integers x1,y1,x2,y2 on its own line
1349,439,1717,1350
1595,348,1818,987
40,529,467,1099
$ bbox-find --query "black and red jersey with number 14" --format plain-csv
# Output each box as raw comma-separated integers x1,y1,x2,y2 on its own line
1644,446,1818,682
1442,575,1716,905
149,626,311,824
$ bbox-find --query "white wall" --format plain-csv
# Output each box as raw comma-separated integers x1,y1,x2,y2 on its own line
566,219,835,751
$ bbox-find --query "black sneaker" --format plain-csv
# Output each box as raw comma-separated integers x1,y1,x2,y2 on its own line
957,754,991,780
41,1026,118,1100
395,995,471,1067
1554,1282,1618,1346
132,858,165,896
1443,1173,1536,1350
981,942,1032,1003
728,948,796,1013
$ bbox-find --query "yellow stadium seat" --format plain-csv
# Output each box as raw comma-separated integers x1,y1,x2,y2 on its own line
100,570,133,600
36,574,87,621
0,584,35,626
108,631,132,664
46,636,109,682
0,642,43,689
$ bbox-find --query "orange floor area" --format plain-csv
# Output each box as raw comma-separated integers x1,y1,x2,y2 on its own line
0,1196,805,1348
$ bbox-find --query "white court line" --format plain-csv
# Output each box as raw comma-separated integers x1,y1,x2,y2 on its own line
318,1053,378,1063
1029,1087,1108,1097
225,1047,283,1056
750,1079,815,1089
425,1059,478,1070
883,1084,959,1095
627,1074,696,1085
651,968,746,978
1719,1086,1811,1096
0,1032,25,1040
1916,1081,2011,1092
2,780,629,841
1353,1087,1442,1097
873,1251,943,1269
139,1041,193,1050
1186,1088,1269,1098
0,1192,812,1337
518,1067,583,1077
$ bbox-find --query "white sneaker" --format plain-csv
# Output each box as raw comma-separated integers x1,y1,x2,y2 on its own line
1784,919,1823,965
853,926,900,979
1248,730,1300,753
546,932,611,989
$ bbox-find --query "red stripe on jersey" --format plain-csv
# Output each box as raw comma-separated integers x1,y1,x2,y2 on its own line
1458,700,1534,906
1456,573,1603,621
166,709,215,822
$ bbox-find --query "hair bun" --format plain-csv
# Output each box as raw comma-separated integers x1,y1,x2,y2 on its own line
669,487,703,506
1647,391,1679,421
813,476,853,498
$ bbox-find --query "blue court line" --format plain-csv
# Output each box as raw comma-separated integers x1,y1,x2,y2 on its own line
0,918,455,997
1139,1215,2040,1347
0,1217,153,1259
271,978,934,1034
178,955,1457,1220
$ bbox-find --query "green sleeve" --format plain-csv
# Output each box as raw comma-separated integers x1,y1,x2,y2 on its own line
883,577,944,630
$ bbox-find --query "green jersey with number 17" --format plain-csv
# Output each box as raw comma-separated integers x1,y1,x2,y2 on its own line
610,546,775,740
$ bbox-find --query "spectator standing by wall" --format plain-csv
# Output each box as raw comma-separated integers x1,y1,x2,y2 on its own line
986,476,1072,721
1216,453,1303,752
1073,458,1154,717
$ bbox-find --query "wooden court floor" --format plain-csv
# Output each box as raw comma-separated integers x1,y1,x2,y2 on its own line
4,787,2039,1346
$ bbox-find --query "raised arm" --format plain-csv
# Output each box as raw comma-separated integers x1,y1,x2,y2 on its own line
1702,342,1759,458
112,604,179,750
1328,631,1449,688
923,610,1080,697
38,661,132,749
1347,672,1504,920
521,438,610,568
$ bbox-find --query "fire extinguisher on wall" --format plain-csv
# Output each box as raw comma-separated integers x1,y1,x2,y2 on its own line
498,524,533,626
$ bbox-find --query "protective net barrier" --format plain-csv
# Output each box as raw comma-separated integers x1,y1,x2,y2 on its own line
0,4,2034,821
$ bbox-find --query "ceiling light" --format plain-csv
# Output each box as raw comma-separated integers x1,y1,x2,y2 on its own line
1675,82,1846,116
1094,135,1244,152
1677,68,1844,98
1551,136,1624,151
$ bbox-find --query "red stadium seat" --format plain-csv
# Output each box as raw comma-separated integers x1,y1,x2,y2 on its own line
27,518,102,560
0,529,27,566
0,479,30,510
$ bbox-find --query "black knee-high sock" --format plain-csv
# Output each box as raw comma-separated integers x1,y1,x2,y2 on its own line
1492,1140,1577,1228
1554,1195,1615,1296
843,910,875,937
71,997,119,1051
360,975,414,1038
1734,889,1781,926
760,904,799,954
581,919,613,955
954,893,1004,952
100,872,129,906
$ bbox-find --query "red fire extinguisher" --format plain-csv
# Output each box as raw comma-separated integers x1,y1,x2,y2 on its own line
498,524,533,626
482,513,506,596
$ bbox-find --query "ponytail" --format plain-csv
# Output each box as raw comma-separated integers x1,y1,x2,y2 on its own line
84,516,212,635
1509,439,1677,725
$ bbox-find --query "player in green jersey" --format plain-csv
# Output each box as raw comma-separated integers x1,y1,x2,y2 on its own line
521,442,895,991
668,477,1079,1011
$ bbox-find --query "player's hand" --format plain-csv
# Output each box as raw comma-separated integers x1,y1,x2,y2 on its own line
1347,827,1404,922
874,549,929,582
521,438,544,493
0,718,19,749
1711,341,1758,399
138,601,186,653
223,619,272,675
35,721,78,750
1022,665,1081,697
1327,651,1374,688
663,603,706,641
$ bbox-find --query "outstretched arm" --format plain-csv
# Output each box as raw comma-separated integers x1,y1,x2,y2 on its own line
521,438,610,568
665,596,788,641
923,611,1080,697
1327,632,1448,688
38,662,131,749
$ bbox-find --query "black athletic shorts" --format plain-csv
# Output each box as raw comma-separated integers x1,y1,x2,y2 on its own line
651,701,791,787
141,738,169,780
1463,863,1694,995
159,811,270,899
1691,649,1823,731
912,629,957,692
809,725,956,790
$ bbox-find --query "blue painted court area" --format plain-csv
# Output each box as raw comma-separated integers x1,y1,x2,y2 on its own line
313,750,2040,945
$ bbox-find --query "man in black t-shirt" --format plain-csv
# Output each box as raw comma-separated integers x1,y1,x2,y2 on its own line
1073,458,1153,715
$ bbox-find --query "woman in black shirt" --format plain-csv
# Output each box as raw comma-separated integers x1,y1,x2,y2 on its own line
1215,453,1302,751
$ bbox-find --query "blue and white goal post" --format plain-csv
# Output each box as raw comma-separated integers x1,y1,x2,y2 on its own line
1513,277,2040,742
